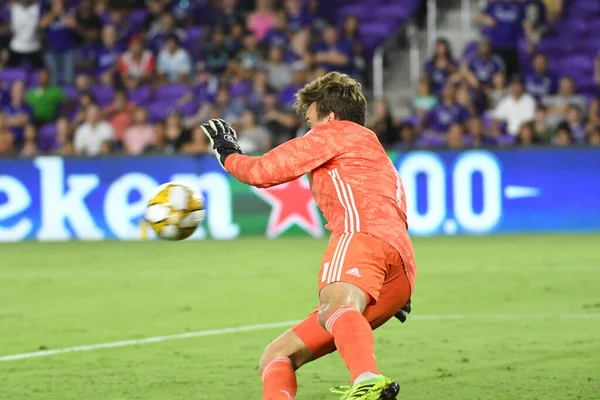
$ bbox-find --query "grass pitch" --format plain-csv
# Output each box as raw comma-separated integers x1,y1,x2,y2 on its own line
1,235,599,400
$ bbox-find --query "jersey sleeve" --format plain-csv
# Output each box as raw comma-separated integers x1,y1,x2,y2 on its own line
224,126,342,188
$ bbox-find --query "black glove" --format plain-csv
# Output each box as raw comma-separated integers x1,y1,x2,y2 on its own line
200,118,244,169
394,300,412,323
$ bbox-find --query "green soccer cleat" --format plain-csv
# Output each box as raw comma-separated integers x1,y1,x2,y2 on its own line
330,375,400,400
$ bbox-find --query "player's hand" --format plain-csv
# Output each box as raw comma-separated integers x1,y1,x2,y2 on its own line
394,300,412,323
201,118,244,170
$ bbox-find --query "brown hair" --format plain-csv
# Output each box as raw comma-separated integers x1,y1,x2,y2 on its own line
294,71,367,126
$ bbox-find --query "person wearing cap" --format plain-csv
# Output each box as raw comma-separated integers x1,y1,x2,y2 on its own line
492,75,536,136
118,35,155,90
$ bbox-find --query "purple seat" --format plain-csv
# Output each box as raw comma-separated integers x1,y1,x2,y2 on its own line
185,26,203,48
560,55,594,73
230,80,251,98
497,135,516,147
90,85,115,106
146,101,176,122
154,84,190,102
61,86,78,100
127,9,149,31
128,85,153,105
178,100,199,117
38,123,58,153
359,22,392,39
0,68,28,86
337,4,370,22
372,5,410,21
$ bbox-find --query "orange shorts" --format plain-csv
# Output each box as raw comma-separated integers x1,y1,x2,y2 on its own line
293,232,412,359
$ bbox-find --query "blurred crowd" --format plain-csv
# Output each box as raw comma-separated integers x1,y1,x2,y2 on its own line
0,0,368,156
370,0,600,149
0,0,598,158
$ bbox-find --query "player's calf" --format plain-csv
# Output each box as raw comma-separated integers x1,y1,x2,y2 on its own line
318,282,379,385
259,330,314,400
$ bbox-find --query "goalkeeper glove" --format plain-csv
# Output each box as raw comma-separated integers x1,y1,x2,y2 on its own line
201,118,244,169
394,300,412,323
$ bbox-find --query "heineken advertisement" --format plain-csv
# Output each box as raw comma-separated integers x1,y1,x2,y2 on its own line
0,149,598,242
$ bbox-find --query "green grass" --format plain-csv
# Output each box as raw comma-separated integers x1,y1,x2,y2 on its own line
1,235,599,400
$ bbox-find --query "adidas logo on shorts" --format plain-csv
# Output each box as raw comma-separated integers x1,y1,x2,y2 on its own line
346,268,361,278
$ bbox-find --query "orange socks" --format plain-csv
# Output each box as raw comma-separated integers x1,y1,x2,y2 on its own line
261,357,297,400
326,306,379,383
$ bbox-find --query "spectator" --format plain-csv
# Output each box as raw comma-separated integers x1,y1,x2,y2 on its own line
533,105,553,143
263,11,289,49
143,0,168,32
284,0,310,34
588,96,599,126
157,34,192,84
413,79,438,117
543,0,563,23
74,103,114,156
238,33,262,72
589,126,600,146
261,91,298,145
247,0,276,41
515,121,539,146
97,25,124,86
21,123,37,156
553,122,572,146
422,84,470,135
143,121,166,154
147,12,187,53
342,16,367,84
181,125,210,154
488,71,509,109
447,123,465,149
595,51,600,87
6,0,43,69
55,116,72,155
524,53,557,100
25,69,66,125
203,29,232,75
463,37,505,88
424,38,458,94
40,0,77,86
263,46,293,91
237,109,272,153
456,83,478,116
104,89,135,143
274,68,299,108
123,106,155,155
71,91,96,127
394,122,417,150
213,0,245,33
467,116,496,147
164,111,185,153
184,86,242,128
492,76,536,136
564,104,586,143
3,80,31,148
367,99,398,147
247,70,273,112
119,35,156,90
0,112,15,155
74,0,102,45
523,0,547,53
542,76,587,127
314,24,352,76
476,0,525,79
74,74,93,95
341,15,361,47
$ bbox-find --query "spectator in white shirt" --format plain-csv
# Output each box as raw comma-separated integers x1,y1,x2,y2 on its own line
74,104,114,156
157,34,192,83
7,0,43,69
492,77,536,136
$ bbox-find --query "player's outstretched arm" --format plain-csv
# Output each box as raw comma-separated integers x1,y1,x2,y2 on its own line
202,119,340,188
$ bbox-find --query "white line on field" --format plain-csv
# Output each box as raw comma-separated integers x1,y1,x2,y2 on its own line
1,313,599,362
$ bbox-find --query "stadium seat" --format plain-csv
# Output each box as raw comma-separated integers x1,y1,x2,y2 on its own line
154,84,190,102
0,68,27,86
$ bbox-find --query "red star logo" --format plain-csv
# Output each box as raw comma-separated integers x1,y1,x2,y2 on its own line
252,176,324,239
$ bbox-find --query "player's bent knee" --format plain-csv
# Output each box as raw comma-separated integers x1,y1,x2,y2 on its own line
317,282,369,329
258,330,313,375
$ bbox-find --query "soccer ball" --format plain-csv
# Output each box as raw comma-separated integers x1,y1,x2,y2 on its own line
144,182,205,241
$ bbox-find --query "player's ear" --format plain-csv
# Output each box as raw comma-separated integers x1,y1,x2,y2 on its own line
327,111,336,121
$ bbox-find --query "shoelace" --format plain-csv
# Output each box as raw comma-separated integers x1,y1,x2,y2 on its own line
330,386,351,395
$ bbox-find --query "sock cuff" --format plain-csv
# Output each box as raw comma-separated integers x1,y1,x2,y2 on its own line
325,305,360,334
261,357,292,382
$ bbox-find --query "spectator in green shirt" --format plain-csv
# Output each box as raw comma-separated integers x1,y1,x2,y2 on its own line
25,69,66,125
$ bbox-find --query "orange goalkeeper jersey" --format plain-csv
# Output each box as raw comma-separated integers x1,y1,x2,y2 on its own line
225,120,416,288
